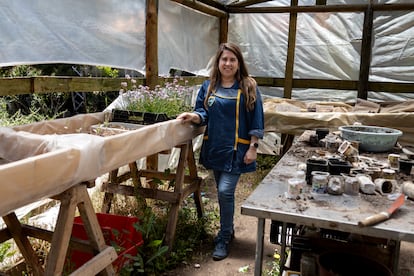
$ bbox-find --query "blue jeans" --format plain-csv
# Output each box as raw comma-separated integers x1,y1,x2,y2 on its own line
213,170,241,241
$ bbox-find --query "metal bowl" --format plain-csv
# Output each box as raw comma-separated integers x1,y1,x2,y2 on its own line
338,125,402,152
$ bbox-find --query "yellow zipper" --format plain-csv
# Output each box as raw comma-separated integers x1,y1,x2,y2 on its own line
233,89,241,150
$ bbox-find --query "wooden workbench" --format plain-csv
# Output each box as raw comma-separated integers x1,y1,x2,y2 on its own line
241,130,414,275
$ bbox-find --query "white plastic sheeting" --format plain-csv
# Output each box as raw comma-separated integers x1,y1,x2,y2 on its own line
0,112,204,216
0,0,146,71
0,0,217,77
0,0,412,101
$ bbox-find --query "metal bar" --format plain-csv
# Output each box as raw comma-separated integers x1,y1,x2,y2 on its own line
254,218,265,276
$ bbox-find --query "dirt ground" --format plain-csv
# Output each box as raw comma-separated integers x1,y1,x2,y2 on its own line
165,170,278,276
166,170,414,276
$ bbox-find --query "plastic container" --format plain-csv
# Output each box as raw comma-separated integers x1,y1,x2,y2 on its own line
67,213,144,272
306,158,328,185
316,128,329,141
399,159,414,175
328,158,353,175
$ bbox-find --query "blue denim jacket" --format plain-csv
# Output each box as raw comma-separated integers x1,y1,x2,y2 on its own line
194,80,264,174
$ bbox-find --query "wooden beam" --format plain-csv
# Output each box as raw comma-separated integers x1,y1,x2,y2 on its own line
219,15,229,44
292,79,358,90
0,76,412,96
191,0,227,12
146,0,159,89
283,0,298,99
229,4,366,13
230,0,270,8
170,0,227,18
357,0,374,100
368,82,414,93
0,77,144,96
228,3,414,13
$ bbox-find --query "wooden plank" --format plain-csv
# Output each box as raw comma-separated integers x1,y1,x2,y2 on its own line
102,183,181,203
1,75,413,97
0,76,144,96
186,141,204,217
230,0,271,8
0,227,11,243
139,170,201,183
2,213,44,276
228,3,414,13
45,186,79,275
165,143,189,251
171,0,227,18
77,185,116,276
196,0,229,11
22,224,95,253
101,169,119,213
368,82,414,93
69,246,117,276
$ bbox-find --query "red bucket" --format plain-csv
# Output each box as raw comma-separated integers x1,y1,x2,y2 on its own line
67,213,144,272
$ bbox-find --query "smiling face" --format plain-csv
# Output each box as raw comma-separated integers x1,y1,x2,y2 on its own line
218,49,239,83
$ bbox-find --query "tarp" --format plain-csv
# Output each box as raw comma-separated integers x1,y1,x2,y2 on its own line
263,98,414,146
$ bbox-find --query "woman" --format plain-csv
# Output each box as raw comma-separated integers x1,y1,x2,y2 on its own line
177,42,264,261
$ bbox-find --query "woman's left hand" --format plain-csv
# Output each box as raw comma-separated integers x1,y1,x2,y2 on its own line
244,147,257,164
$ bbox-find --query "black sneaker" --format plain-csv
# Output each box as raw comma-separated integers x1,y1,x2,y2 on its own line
212,237,230,261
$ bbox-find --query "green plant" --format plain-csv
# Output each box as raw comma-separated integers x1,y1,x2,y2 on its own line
263,249,282,276
96,66,119,78
120,76,194,118
1,64,69,119
116,193,215,275
0,98,52,126
0,242,13,263
120,208,169,275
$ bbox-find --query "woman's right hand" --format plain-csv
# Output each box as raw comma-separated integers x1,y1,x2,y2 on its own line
177,112,200,124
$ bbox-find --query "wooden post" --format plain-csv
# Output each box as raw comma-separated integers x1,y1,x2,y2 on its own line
357,0,374,100
146,0,159,90
145,0,160,170
219,15,229,44
284,0,298,99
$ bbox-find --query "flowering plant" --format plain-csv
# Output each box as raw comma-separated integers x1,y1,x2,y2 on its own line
119,76,194,118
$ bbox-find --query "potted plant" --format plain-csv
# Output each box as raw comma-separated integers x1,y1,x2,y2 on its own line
112,75,194,125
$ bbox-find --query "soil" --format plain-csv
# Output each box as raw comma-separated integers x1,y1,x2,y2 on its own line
165,170,278,276
166,169,414,276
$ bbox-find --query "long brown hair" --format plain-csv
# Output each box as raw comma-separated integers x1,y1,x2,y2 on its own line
205,42,257,111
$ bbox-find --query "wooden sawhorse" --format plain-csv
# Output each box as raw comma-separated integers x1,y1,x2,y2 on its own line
101,140,204,251
1,182,117,275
